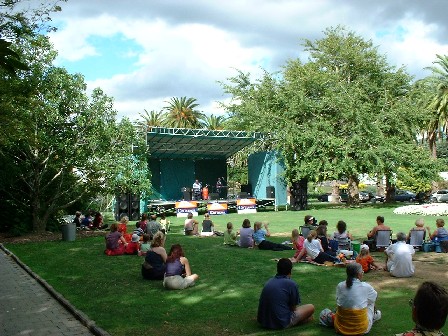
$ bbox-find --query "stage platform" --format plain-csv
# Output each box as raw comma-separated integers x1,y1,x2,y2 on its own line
147,198,278,214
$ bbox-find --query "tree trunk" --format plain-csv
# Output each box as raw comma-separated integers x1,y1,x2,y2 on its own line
347,175,360,206
385,176,396,203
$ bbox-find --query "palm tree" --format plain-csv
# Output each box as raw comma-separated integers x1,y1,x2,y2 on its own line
424,54,448,158
163,97,204,128
200,114,227,130
137,109,165,130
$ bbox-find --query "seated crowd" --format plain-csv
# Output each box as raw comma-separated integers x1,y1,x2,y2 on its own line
99,210,448,333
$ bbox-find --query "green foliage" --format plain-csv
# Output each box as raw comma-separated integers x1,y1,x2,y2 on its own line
163,96,205,128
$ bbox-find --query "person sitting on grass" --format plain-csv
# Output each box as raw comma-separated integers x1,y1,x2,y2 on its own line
333,220,352,251
290,228,306,263
317,224,336,256
159,213,170,233
163,244,199,290
253,221,292,251
141,231,166,280
224,222,239,246
125,234,140,255
200,212,215,236
137,213,148,233
356,244,382,273
184,212,199,236
396,281,448,336
304,230,337,264
334,263,381,335
239,218,254,248
105,223,128,256
138,234,151,256
257,258,314,330
385,232,415,278
133,221,145,236
426,218,448,253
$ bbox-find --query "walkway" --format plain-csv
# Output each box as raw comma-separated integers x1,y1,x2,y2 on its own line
0,244,109,336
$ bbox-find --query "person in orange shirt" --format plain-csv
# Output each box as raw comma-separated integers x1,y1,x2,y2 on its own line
355,244,382,273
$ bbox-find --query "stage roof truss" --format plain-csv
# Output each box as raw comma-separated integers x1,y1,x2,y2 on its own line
146,127,263,160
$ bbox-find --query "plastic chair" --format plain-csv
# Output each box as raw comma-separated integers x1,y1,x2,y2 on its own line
409,230,425,250
375,230,392,250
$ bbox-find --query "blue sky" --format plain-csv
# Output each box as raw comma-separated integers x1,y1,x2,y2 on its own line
48,0,448,121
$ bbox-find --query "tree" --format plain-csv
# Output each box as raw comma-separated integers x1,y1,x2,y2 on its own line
137,109,165,130
0,35,150,233
163,96,204,128
200,114,227,130
221,26,438,205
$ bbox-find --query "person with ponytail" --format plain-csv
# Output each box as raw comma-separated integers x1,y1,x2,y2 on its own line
334,263,381,335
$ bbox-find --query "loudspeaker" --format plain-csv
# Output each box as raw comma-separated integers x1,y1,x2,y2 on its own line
290,179,308,211
238,192,249,199
209,192,219,200
115,193,140,220
240,184,252,194
266,186,275,198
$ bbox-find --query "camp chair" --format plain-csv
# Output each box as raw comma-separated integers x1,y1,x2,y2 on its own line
299,226,311,238
409,229,425,250
335,236,351,251
375,230,392,251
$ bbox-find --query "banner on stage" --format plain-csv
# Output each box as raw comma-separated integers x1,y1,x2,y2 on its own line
175,201,198,217
207,202,228,215
237,198,257,214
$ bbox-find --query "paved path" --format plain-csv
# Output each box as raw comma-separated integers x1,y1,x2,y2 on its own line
0,245,107,336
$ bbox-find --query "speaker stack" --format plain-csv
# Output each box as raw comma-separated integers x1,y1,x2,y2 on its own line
115,193,141,220
266,186,275,198
290,179,308,211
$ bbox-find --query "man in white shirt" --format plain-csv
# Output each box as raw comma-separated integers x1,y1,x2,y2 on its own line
192,179,201,200
385,232,415,277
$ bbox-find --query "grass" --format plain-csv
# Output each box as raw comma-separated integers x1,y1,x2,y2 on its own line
4,203,448,335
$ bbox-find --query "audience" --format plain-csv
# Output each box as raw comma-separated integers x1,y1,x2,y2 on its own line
396,281,448,336
137,213,148,233
407,218,426,242
426,218,448,253
223,222,239,246
257,258,314,330
138,234,151,256
356,244,381,273
184,212,199,236
333,220,352,251
385,232,415,278
141,231,167,280
317,224,336,256
239,219,254,248
334,263,381,335
290,228,306,263
253,221,292,251
200,213,215,236
304,230,337,264
163,244,199,290
104,223,128,256
147,214,162,238
365,216,391,251
159,213,170,233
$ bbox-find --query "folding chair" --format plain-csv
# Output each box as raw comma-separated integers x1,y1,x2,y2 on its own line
299,226,311,238
409,229,425,250
375,230,392,251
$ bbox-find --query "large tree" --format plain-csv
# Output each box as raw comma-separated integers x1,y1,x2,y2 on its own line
222,27,438,205
163,96,204,128
0,35,150,233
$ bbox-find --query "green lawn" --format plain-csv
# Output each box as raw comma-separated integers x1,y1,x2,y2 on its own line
4,204,448,336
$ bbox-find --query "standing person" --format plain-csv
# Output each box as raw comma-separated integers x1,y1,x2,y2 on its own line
257,258,314,330
334,263,381,335
184,212,199,236
163,244,199,290
104,223,128,256
192,179,201,200
216,177,223,198
253,221,292,251
385,232,415,278
200,213,214,236
426,218,448,252
304,230,338,264
239,218,254,248
146,214,161,238
396,281,448,336
224,222,239,246
141,231,167,280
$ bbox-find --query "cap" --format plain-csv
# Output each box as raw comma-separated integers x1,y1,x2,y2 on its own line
131,234,139,242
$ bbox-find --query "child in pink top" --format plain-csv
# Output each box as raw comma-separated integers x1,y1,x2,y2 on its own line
290,229,306,262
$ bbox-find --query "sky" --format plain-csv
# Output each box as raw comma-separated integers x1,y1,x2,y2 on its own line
47,0,448,121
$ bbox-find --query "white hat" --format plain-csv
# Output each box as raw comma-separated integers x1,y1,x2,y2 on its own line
131,234,139,242
361,244,369,251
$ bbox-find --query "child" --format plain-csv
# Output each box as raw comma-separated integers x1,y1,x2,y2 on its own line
125,234,140,255
290,228,306,263
159,213,171,233
200,213,214,236
138,234,151,256
304,230,337,264
355,244,381,272
133,221,145,236
224,222,239,246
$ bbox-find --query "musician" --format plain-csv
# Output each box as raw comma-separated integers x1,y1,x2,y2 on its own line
192,179,201,200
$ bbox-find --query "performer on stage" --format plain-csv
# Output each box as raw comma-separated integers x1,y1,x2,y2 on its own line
192,179,202,200
216,178,223,197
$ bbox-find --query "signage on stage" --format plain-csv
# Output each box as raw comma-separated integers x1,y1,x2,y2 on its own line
207,202,228,215
175,201,198,217
237,198,257,214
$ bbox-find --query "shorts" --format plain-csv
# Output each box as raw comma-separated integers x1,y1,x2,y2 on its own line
163,275,196,290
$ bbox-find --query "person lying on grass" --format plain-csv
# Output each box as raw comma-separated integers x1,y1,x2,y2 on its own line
253,221,292,251
163,244,199,290
257,258,314,330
